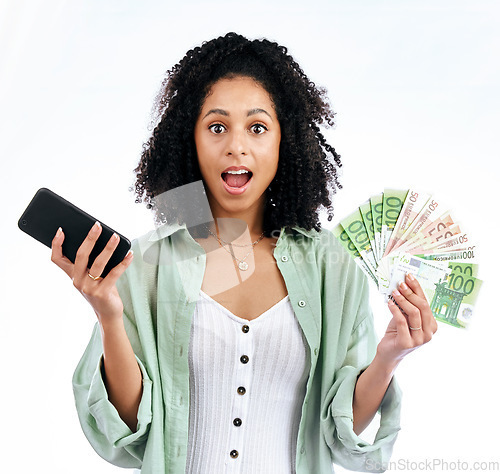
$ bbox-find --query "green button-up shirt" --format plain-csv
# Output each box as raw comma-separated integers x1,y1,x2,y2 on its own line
73,221,402,473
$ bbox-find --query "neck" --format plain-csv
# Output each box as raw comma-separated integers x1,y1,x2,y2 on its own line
206,195,266,240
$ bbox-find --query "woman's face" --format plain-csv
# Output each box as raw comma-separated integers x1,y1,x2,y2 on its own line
194,76,281,220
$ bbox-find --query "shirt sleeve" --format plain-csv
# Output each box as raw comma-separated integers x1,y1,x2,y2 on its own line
72,273,153,468
322,270,403,472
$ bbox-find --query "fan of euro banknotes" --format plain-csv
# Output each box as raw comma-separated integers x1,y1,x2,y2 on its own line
333,189,482,329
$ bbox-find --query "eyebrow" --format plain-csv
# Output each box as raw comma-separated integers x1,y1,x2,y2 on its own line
247,108,272,119
202,108,273,120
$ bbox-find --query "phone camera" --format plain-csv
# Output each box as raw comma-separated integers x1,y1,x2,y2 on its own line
21,219,27,226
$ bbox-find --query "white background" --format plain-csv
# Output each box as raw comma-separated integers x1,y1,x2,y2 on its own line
1,0,499,472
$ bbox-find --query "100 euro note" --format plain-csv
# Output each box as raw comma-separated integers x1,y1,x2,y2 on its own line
359,200,378,263
332,224,378,285
370,193,383,262
339,209,378,276
381,188,408,255
416,246,478,264
333,188,482,329
382,253,451,298
386,254,482,329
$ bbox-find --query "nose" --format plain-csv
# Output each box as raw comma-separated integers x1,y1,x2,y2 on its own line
226,129,247,156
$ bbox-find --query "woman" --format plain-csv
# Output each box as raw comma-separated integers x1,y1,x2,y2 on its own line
52,33,437,473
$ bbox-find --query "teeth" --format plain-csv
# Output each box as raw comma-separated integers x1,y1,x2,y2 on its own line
225,169,250,175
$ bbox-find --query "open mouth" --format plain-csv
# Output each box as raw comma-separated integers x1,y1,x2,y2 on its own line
221,170,253,188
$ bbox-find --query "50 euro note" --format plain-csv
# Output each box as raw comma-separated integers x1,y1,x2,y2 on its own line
390,211,457,255
419,232,473,254
395,196,442,249
402,223,462,254
421,211,456,240
384,190,431,256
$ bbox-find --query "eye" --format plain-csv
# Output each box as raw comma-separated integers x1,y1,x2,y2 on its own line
250,123,268,135
208,123,226,134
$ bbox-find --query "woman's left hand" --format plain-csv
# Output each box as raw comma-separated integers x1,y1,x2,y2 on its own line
377,272,438,365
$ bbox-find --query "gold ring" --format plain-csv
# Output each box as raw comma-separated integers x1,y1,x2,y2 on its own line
409,326,422,331
87,272,103,281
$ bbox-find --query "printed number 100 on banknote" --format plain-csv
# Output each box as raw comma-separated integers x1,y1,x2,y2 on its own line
333,188,483,329
386,255,482,329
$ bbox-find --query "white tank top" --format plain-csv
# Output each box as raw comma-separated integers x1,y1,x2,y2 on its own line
186,290,310,474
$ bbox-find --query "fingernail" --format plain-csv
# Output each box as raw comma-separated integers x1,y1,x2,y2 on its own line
126,249,134,258
112,233,119,240
388,299,395,306
56,227,62,235
399,281,408,290
407,273,415,281
93,221,101,230
392,289,401,297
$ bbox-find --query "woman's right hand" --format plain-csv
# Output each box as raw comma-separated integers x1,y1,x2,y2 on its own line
51,221,134,325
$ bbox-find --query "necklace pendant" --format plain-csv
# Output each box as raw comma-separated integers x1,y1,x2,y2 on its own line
238,261,249,271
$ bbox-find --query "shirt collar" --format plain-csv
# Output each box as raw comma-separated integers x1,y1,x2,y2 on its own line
148,220,187,242
289,226,318,238
147,220,318,243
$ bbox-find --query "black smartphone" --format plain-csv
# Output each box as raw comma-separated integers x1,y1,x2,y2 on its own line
18,188,131,278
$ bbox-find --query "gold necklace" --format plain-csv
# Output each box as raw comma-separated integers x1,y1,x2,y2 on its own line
205,226,265,271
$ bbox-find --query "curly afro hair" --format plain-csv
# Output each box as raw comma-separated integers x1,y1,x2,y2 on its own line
133,32,342,237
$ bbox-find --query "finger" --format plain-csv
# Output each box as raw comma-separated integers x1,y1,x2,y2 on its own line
391,289,424,339
396,278,435,335
396,278,425,310
387,299,412,344
400,273,438,334
405,273,426,299
51,227,74,278
87,232,121,280
97,249,134,289
73,221,102,281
